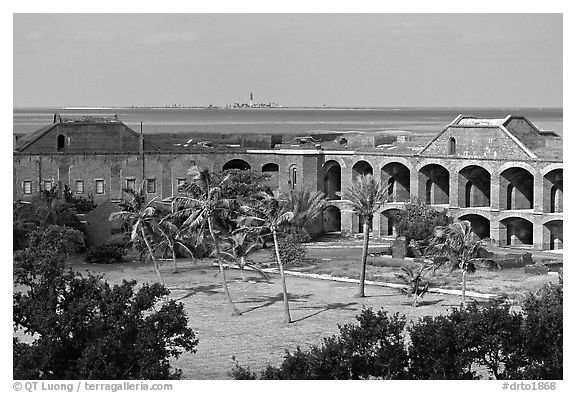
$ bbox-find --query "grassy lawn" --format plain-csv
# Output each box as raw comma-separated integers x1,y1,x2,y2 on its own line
62,256,475,379
60,240,559,379
15,239,560,380
248,244,558,301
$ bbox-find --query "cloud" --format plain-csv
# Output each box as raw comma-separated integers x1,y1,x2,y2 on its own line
71,31,115,43
142,32,198,45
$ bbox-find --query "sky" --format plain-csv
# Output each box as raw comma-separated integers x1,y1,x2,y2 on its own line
13,13,562,108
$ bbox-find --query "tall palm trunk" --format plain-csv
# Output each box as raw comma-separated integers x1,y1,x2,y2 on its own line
171,246,178,273
239,256,247,282
461,269,467,309
356,218,370,298
272,229,292,323
140,226,164,285
208,218,241,316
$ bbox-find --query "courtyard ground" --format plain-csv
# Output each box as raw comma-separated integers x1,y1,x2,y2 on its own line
69,246,558,380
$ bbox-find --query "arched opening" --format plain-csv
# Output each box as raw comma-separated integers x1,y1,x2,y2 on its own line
352,160,373,181
419,164,449,205
223,159,251,171
380,209,401,237
501,217,533,247
544,169,562,213
500,167,534,210
543,220,563,250
459,165,491,208
459,214,490,241
448,137,456,155
262,163,279,172
57,134,66,152
381,162,410,202
323,206,341,233
262,163,279,189
323,160,341,200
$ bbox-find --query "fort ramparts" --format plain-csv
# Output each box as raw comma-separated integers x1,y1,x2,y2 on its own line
13,114,563,250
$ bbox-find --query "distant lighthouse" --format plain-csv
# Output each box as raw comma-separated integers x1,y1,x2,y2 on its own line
249,92,253,108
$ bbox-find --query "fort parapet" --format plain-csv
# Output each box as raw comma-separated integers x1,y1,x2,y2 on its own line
13,114,562,250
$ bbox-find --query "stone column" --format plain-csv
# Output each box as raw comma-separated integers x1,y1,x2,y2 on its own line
410,170,420,202
533,171,544,215
341,207,355,236
449,171,459,209
490,171,501,211
532,216,545,251
490,219,506,246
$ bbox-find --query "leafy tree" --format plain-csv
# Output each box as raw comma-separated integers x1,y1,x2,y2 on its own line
512,283,563,379
63,184,97,214
342,174,387,297
426,220,484,308
13,234,198,379
238,190,295,323
109,184,164,284
408,312,477,379
393,199,452,245
173,168,242,316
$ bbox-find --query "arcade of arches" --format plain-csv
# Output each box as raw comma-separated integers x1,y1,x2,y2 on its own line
318,160,562,250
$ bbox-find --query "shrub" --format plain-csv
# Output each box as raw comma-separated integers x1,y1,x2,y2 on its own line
270,232,307,266
232,284,563,380
393,200,452,244
84,244,127,264
14,238,198,379
512,283,563,379
408,314,476,379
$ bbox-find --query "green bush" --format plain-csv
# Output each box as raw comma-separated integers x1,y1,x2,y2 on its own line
232,284,563,380
85,244,127,264
14,236,198,379
270,233,307,266
393,200,452,244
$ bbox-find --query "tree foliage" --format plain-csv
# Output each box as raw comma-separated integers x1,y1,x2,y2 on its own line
13,227,198,380
393,199,452,244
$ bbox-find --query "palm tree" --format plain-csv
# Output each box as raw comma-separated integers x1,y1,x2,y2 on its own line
109,184,164,285
219,231,268,282
172,168,241,316
154,214,195,273
286,188,326,236
238,191,295,323
342,174,388,298
427,220,484,308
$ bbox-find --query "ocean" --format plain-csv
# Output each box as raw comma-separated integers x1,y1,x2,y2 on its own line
13,107,563,136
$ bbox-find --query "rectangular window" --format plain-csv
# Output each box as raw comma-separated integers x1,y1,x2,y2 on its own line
177,178,186,187
23,181,32,195
95,179,105,194
75,180,84,194
43,180,53,191
126,178,136,190
147,178,156,194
